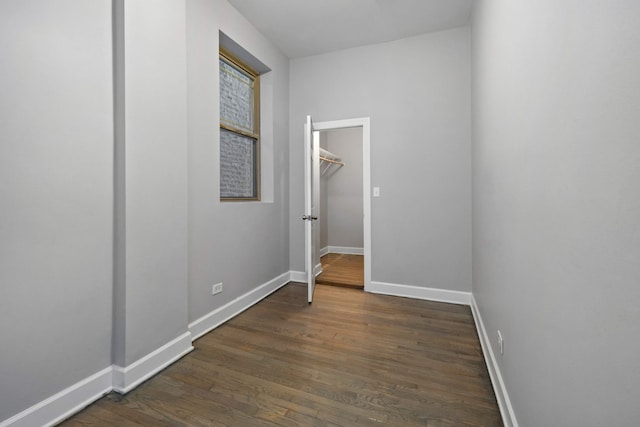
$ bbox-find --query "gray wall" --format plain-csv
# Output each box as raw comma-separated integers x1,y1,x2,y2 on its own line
322,128,364,250
0,0,290,422
472,0,640,425
289,27,472,291
186,0,290,323
319,133,329,250
0,0,113,419
113,0,190,367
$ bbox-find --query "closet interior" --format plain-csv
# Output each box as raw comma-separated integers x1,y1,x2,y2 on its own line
319,147,344,176
316,128,364,289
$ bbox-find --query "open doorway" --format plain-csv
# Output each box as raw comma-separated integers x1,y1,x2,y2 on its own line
304,117,370,297
304,116,370,302
317,127,364,288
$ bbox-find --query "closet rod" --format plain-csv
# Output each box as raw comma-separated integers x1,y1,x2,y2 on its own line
319,156,345,166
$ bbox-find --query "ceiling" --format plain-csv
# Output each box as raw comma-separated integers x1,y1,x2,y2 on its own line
227,0,474,58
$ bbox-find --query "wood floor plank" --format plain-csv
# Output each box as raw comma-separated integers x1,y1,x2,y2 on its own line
60,284,502,426
316,254,364,288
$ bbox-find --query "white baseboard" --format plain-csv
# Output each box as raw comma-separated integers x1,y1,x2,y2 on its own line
2,272,295,426
189,271,290,341
470,295,518,427
326,246,364,255
0,367,112,427
4,274,512,427
112,332,193,394
290,269,321,282
367,281,471,305
289,270,306,283
319,246,329,257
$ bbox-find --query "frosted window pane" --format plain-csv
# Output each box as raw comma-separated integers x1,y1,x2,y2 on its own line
220,129,257,198
220,59,254,134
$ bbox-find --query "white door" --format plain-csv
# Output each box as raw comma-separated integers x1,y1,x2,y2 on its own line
304,115,320,303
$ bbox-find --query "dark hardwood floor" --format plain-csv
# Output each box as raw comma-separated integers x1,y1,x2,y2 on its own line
61,284,502,426
316,254,364,288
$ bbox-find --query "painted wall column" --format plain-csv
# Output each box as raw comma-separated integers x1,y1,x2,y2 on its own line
112,0,191,392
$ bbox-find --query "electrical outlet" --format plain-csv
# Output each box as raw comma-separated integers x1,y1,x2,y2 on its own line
497,330,504,355
212,283,223,295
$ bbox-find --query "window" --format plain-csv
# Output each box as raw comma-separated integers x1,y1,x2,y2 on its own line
219,49,260,200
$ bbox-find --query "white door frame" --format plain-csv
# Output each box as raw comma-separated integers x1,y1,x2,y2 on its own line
313,117,371,290
304,116,319,303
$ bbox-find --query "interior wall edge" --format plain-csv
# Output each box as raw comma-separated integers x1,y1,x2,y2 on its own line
367,281,472,306
470,295,519,427
112,331,194,394
289,271,307,283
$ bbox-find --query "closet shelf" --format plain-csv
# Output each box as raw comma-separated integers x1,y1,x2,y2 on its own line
319,147,344,175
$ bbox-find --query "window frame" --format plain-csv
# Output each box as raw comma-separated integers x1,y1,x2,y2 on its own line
219,48,261,201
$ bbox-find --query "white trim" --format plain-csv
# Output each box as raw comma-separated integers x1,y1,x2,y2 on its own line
314,262,322,277
470,296,519,427
112,332,193,394
319,246,330,257
289,270,306,283
326,246,364,255
313,117,371,290
362,119,371,289
189,271,290,341
367,281,471,305
0,367,112,427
